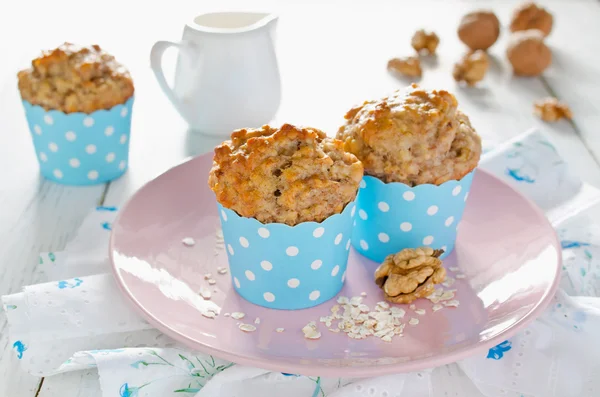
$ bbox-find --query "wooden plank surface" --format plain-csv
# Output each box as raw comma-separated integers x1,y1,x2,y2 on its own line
0,1,599,396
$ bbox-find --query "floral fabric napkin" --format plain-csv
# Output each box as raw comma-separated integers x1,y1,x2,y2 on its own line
4,128,600,397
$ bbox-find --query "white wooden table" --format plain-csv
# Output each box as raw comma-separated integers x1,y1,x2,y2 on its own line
2,0,600,395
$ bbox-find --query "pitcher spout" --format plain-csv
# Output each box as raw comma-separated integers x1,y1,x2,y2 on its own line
191,12,278,34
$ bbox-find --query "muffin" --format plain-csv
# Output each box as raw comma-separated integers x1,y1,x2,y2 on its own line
209,123,363,225
18,43,135,185
208,124,363,310
337,84,481,262
18,43,134,114
337,84,481,186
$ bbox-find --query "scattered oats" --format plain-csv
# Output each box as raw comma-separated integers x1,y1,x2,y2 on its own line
409,304,416,310
390,307,405,318
432,304,444,312
360,292,367,297
442,277,456,288
216,229,224,239
202,310,216,319
182,237,195,246
302,321,322,339
204,273,212,280
350,296,363,306
231,312,245,320
440,290,456,301
358,304,370,313
276,328,285,333
409,318,420,325
449,266,460,272
381,334,393,342
328,328,340,333
456,274,466,279
444,300,460,307
239,323,256,332
208,279,217,285
337,296,350,305
415,309,426,315
375,301,390,311
394,325,405,335
224,313,230,317
331,305,340,314
217,267,228,275
199,287,212,300
254,317,261,325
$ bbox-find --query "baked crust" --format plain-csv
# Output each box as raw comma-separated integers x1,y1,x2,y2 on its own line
336,84,481,185
17,43,134,113
208,124,364,226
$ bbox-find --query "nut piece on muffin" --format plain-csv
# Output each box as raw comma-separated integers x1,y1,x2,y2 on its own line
208,123,364,226
17,42,134,114
336,84,481,186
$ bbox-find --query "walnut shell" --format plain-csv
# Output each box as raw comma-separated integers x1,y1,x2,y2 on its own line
458,10,500,51
506,29,551,76
374,247,446,304
510,2,553,37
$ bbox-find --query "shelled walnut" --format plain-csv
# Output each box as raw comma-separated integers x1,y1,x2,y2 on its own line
387,56,422,78
534,98,572,122
453,50,489,86
506,29,551,76
374,247,446,304
458,10,500,51
411,30,439,55
510,2,553,37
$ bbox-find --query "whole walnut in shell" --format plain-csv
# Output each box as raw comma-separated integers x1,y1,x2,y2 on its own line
374,247,446,304
510,2,553,37
506,29,551,76
458,10,500,51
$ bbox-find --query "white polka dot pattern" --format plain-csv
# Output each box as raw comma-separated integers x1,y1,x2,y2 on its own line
258,228,270,238
263,292,275,302
313,227,325,238
65,131,76,141
217,201,353,310
260,261,272,271
350,175,475,263
378,202,390,212
24,97,133,185
286,246,299,256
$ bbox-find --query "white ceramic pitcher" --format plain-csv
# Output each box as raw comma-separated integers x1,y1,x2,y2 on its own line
150,12,281,136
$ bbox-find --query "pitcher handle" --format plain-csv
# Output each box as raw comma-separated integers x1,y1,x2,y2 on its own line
150,40,187,116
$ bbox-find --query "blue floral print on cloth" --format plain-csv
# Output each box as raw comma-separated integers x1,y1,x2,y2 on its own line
486,340,512,360
12,341,27,359
57,277,83,289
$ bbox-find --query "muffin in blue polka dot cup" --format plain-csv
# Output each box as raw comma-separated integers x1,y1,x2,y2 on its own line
208,124,364,310
17,43,134,185
337,84,482,263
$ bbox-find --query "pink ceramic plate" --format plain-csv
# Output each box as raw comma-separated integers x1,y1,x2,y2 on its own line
110,153,561,377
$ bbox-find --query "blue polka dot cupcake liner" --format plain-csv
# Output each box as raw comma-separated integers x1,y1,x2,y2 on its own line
218,201,356,310
351,170,476,263
22,96,134,186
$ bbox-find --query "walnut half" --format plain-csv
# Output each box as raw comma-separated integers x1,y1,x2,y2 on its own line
374,247,446,304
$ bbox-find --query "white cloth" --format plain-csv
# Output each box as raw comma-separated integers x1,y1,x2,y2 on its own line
4,129,600,397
